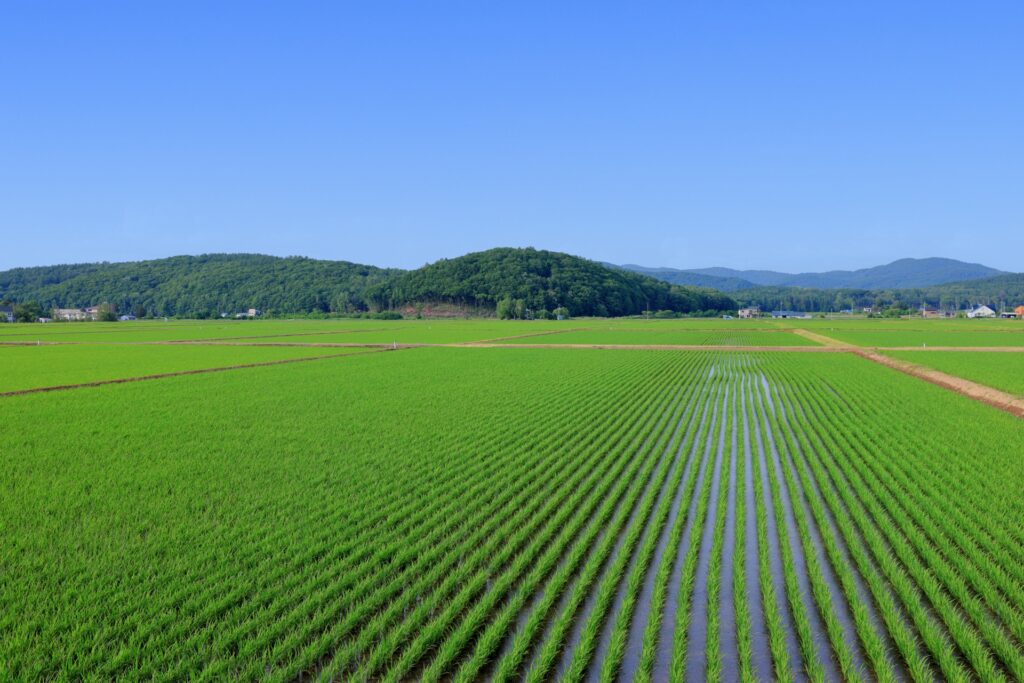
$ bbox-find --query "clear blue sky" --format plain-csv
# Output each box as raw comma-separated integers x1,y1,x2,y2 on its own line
2,2,1022,273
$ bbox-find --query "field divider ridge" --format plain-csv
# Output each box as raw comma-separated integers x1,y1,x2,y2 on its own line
0,348,394,398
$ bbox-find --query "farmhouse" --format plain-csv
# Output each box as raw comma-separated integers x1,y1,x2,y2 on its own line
53,307,87,321
920,306,944,319
771,310,811,319
966,305,996,319
0,306,13,323
738,307,760,319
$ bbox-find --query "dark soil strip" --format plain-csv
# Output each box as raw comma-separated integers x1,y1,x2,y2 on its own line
0,349,390,398
684,378,731,682
650,372,721,682
750,376,806,681
740,371,773,680
770,379,872,679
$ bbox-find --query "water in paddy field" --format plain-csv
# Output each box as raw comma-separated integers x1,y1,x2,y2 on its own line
510,354,932,682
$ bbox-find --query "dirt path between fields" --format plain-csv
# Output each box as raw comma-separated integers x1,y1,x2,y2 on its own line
5,335,1022,417
788,329,1024,418
851,349,1024,418
0,349,391,398
790,328,850,347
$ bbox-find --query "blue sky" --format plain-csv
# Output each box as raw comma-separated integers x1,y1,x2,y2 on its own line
2,2,1022,273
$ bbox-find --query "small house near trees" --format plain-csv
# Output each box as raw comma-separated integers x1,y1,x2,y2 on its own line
966,305,996,319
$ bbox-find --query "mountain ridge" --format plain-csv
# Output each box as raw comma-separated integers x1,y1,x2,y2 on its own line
616,257,1005,291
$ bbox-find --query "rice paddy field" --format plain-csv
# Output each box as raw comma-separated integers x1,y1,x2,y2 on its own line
501,328,820,347
2,317,1023,681
884,350,1024,398
0,344,377,394
811,329,1024,348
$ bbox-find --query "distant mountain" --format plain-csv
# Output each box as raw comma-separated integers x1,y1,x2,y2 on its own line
619,257,1005,291
733,272,1024,313
0,248,736,318
603,263,758,292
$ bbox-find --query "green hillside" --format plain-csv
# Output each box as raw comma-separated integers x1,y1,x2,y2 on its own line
0,248,736,318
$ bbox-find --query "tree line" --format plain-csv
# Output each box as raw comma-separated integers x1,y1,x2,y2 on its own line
0,248,737,319
734,272,1024,313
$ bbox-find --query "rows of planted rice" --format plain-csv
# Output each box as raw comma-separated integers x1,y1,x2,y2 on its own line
0,319,342,342
0,319,573,344
502,329,821,346
882,350,1024,397
789,318,1024,332
811,328,1024,348
2,345,1023,681
0,343,375,393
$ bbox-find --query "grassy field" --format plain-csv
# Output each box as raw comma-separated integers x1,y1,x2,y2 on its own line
0,344,375,393
501,328,820,346
2,319,1024,680
812,329,1024,347
885,350,1024,397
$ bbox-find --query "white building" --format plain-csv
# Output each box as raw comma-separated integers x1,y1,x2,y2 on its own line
738,307,760,319
966,305,996,319
53,308,87,321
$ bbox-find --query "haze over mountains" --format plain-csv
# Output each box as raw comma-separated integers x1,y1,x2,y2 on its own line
613,258,1005,292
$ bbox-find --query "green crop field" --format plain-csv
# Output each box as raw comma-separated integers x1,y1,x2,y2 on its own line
502,328,820,346
806,328,1024,348
0,319,404,343
0,344,374,393
885,350,1024,397
2,321,1024,681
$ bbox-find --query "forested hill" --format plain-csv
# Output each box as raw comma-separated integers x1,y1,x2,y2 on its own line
0,254,397,317
0,249,736,318
373,248,735,316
